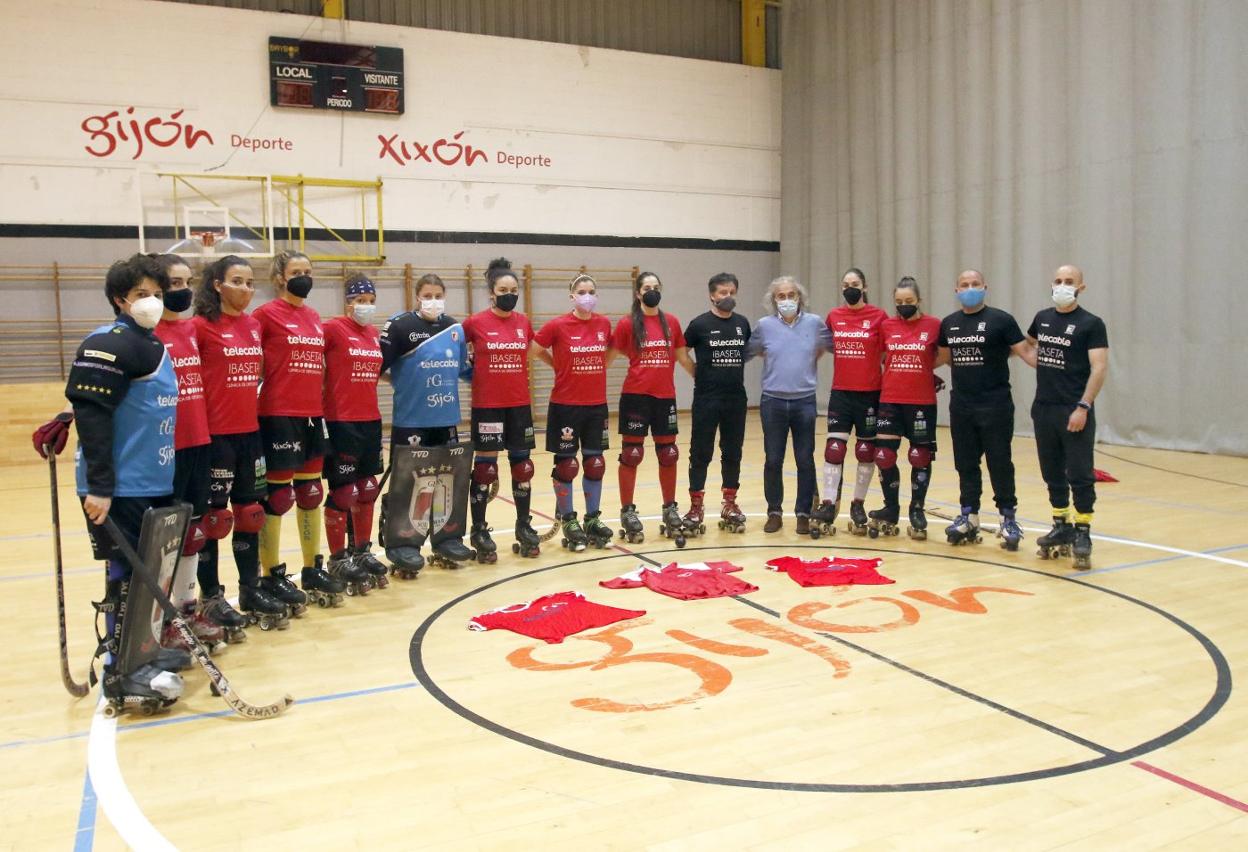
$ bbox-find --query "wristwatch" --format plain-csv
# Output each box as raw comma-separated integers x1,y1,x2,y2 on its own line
1076,400,1092,411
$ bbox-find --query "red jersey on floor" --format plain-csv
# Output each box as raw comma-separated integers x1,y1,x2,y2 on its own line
600,561,756,600
192,313,263,435
765,555,893,587
825,304,888,392
322,315,382,422
463,309,534,408
612,313,685,398
534,312,612,406
253,298,325,418
880,314,942,405
468,591,645,644
155,318,210,449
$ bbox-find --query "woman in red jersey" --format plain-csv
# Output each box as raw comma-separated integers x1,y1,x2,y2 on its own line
812,267,890,537
321,273,387,589
610,271,695,546
867,277,948,541
532,273,615,552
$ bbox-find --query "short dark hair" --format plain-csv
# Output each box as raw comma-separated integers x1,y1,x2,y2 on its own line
485,257,518,292
895,276,921,298
105,254,168,315
707,272,738,293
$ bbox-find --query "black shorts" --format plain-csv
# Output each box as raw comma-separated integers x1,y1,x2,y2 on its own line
618,393,678,438
208,432,266,506
826,389,880,439
391,424,459,450
326,419,384,486
83,494,173,561
259,415,328,472
877,402,938,447
471,406,536,453
173,443,212,516
546,402,609,455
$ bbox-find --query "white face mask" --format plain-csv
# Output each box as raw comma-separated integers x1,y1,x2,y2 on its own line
352,303,377,324
419,297,445,319
776,299,799,318
127,295,164,329
1052,284,1078,308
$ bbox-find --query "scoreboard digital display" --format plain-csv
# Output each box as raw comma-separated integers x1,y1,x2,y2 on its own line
269,37,404,115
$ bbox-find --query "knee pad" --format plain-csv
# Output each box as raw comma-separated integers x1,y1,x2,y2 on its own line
265,476,296,516
472,460,498,486
824,438,848,465
619,443,644,468
203,507,234,540
553,456,580,483
356,476,380,505
657,442,680,467
329,481,358,512
233,502,266,533
510,457,535,484
908,445,934,469
855,440,875,464
182,519,208,556
874,446,898,471
583,454,606,481
294,478,323,510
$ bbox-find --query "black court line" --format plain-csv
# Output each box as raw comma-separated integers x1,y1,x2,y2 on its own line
410,542,1231,792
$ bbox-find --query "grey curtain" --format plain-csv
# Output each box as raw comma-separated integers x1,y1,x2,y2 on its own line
781,0,1248,455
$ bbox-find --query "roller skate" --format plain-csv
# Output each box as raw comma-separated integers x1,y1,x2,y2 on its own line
259,564,308,618
559,512,589,553
239,581,290,631
867,505,900,539
583,511,614,548
718,488,747,533
659,501,687,549
200,590,247,644
809,500,838,540
1072,522,1093,570
387,545,424,579
847,499,869,536
618,504,644,544
681,492,707,538
1036,516,1075,560
162,610,226,656
353,541,389,589
325,551,370,597
430,538,476,569
471,523,498,563
101,662,183,718
512,515,542,558
906,503,928,541
945,506,981,546
998,510,1023,552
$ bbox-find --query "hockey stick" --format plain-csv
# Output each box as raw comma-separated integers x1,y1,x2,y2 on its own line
48,450,89,698
103,517,294,720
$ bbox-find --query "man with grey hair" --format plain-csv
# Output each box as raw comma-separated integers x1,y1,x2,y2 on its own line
746,275,833,534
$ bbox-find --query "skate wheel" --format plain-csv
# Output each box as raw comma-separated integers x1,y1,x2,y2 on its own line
868,527,879,539
259,620,273,631
103,704,119,718
141,704,156,717
675,537,686,549
810,529,821,540
512,543,520,554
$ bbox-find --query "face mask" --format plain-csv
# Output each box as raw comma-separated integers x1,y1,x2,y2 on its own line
164,288,193,314
573,293,598,313
641,289,662,308
896,304,919,319
714,296,736,313
956,288,986,309
843,287,863,305
419,297,445,319
127,295,164,329
1052,284,1078,308
286,275,314,298
495,292,519,312
352,303,377,324
777,299,799,318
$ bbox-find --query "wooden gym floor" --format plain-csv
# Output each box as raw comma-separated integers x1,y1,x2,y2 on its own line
2,416,1246,849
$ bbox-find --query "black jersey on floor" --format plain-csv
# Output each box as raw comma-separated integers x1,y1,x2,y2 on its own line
1026,306,1109,404
683,311,750,397
939,306,1025,404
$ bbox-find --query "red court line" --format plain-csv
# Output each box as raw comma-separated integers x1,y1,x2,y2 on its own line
1132,761,1248,813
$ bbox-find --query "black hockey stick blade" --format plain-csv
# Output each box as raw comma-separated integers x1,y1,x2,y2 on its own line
48,450,90,697
102,517,294,720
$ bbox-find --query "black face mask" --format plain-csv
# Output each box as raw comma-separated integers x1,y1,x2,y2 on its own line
641,290,662,308
843,287,863,305
714,296,736,313
896,304,919,319
286,275,314,298
495,292,519,312
164,288,193,313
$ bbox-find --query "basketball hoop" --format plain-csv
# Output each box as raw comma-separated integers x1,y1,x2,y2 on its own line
193,230,217,249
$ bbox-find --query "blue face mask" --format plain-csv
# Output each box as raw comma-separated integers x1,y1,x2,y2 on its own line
956,288,986,309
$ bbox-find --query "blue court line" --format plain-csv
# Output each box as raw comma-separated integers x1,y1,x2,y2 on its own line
1078,544,1248,577
73,771,97,852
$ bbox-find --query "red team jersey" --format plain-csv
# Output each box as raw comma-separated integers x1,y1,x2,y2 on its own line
154,318,210,449
192,313,263,435
534,312,613,406
825,304,889,392
253,298,325,418
463,310,534,408
468,591,645,644
322,316,382,422
600,561,756,600
880,314,942,405
611,313,685,398
766,556,893,587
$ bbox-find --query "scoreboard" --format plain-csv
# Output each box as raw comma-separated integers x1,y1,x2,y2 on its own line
269,36,404,115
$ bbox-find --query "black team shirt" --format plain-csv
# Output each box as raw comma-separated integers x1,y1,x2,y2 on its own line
1026,306,1109,405
683,311,750,398
938,305,1025,405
